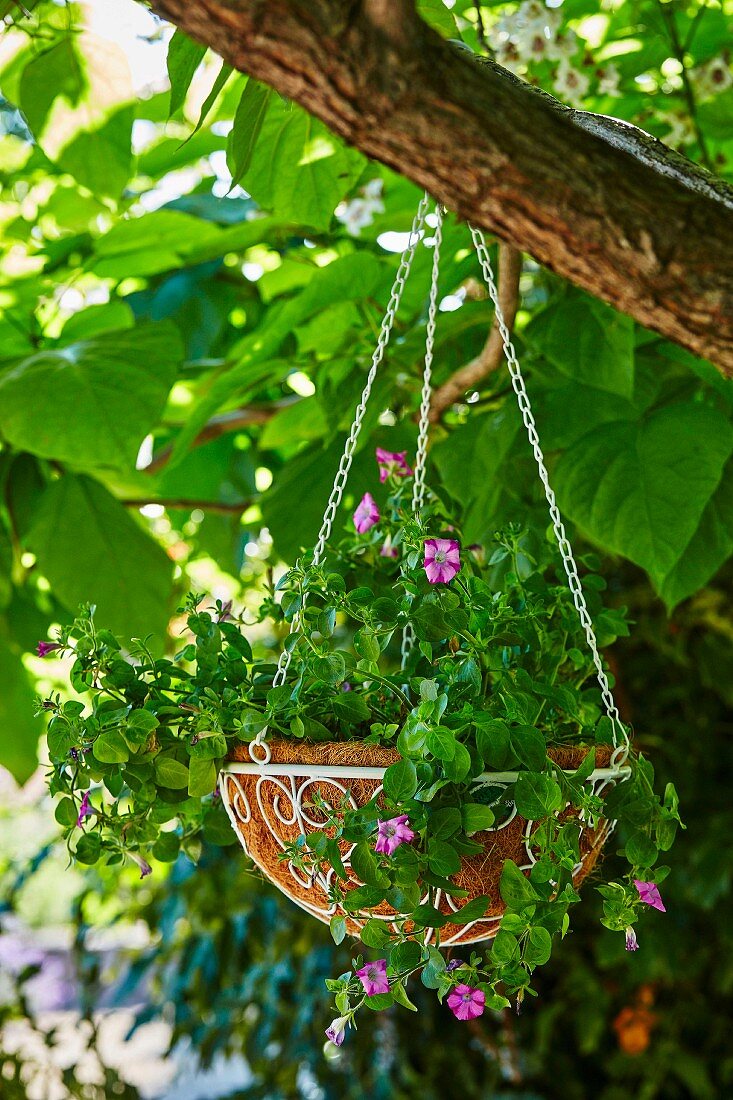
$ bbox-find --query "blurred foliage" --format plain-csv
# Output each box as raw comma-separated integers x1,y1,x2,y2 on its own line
0,0,732,1095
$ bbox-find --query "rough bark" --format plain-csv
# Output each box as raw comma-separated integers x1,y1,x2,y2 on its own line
149,0,733,373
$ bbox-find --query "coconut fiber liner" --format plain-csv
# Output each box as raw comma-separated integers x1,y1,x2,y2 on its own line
224,740,614,945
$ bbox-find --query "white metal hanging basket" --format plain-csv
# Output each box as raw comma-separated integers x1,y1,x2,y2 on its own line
220,196,631,944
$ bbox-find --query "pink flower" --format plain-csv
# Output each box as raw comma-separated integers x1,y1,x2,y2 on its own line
37,640,61,658
447,984,486,1021
374,815,416,856
380,537,398,559
325,1016,348,1046
376,447,413,482
625,927,639,952
76,791,94,829
356,958,389,996
424,538,461,584
353,492,379,533
634,880,666,912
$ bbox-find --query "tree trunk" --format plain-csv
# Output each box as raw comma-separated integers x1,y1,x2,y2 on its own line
149,0,733,374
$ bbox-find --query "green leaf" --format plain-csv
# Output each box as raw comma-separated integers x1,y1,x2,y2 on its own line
509,726,547,772
491,928,521,965
475,718,512,769
390,980,419,1012
167,30,207,116
188,757,217,797
55,797,80,827
441,740,472,783
554,404,733,603
525,290,635,398
427,839,461,877
226,79,272,189
514,772,564,819
359,918,393,948
524,926,553,966
92,730,129,764
389,940,423,971
351,841,389,888
26,475,174,638
0,323,182,469
152,832,181,863
0,637,42,782
461,804,496,834
75,833,101,865
154,755,190,790
447,895,491,923
411,904,449,928
383,758,418,804
499,860,540,908
426,727,456,761
329,914,347,945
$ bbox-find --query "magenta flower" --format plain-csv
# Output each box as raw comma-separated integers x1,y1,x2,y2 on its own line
447,984,486,1021
376,447,413,483
356,958,389,996
36,641,62,658
374,815,416,856
353,492,379,533
325,1016,348,1046
380,537,398,559
625,926,639,952
634,880,666,912
76,791,93,829
130,852,152,879
424,538,461,584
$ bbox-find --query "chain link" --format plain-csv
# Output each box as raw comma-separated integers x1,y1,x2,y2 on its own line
401,203,444,671
469,226,628,759
268,192,431,692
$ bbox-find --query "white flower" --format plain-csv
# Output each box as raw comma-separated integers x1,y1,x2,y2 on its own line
495,35,525,75
335,178,385,237
553,59,590,106
596,63,621,97
662,112,695,148
692,56,733,100
545,29,580,61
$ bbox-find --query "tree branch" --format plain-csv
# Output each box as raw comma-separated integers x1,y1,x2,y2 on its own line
123,497,250,514
147,0,733,374
429,242,522,421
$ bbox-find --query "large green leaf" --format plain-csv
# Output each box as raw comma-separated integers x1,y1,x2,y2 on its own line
0,637,43,784
26,475,174,637
525,291,635,398
167,29,206,116
0,322,183,469
232,93,365,229
554,404,733,600
226,79,273,189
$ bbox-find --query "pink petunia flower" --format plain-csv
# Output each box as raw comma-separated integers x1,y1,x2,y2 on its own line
37,641,62,658
353,492,379,533
374,815,416,856
356,958,389,996
424,538,461,584
634,880,666,912
376,448,413,483
625,927,639,952
380,536,398,559
76,791,94,829
447,984,486,1021
325,1016,348,1046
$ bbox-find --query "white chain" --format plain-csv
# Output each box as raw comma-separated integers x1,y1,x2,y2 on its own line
401,203,444,671
268,192,431,692
469,225,629,760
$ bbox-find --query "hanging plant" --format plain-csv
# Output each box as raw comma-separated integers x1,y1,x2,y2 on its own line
41,198,681,1042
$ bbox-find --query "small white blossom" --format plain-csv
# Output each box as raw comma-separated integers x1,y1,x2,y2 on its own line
335,178,385,237
495,35,525,75
553,60,590,106
545,29,580,61
662,112,695,148
691,56,732,100
596,63,621,97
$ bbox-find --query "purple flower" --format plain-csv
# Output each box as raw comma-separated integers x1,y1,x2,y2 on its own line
446,959,463,972
447,984,486,1021
374,815,416,856
356,958,389,996
341,682,352,692
376,447,413,483
424,538,461,584
36,641,62,658
634,880,666,912
76,791,94,828
380,537,398,559
325,1016,348,1046
625,926,639,952
353,492,380,533
130,852,152,879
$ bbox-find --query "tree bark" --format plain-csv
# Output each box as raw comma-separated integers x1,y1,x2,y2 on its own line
149,0,733,374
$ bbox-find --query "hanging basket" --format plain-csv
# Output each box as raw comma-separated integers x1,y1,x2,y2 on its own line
220,740,628,945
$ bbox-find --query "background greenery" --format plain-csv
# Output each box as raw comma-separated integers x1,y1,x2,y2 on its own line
0,0,732,1096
